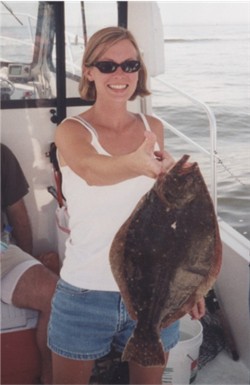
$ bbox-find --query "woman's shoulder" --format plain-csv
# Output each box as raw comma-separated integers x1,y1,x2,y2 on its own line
141,114,164,136
142,114,164,150
144,114,163,128
55,115,92,145
59,115,83,127
57,114,93,133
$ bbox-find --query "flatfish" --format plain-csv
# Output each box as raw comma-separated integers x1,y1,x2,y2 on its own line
109,155,222,367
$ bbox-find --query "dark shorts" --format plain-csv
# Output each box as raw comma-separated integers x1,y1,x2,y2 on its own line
48,278,180,360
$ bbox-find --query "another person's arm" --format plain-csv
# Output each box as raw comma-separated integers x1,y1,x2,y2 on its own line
6,198,33,254
1,144,33,254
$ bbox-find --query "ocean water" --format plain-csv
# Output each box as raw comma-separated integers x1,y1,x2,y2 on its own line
151,24,250,240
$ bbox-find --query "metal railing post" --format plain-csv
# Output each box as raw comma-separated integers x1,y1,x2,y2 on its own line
152,78,218,213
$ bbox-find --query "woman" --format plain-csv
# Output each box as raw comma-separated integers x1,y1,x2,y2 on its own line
48,26,205,384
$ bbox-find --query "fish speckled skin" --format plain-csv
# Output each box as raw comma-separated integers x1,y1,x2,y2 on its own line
110,155,222,367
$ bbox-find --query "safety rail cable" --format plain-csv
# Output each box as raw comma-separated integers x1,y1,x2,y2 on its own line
152,77,218,213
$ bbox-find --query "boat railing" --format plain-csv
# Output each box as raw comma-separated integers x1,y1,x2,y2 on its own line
151,77,218,213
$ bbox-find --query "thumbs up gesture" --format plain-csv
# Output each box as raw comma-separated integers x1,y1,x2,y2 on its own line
133,131,175,178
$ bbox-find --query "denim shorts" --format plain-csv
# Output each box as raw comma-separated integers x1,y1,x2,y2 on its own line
48,279,180,360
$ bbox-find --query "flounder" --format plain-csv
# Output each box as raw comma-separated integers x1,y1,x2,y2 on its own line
109,155,222,367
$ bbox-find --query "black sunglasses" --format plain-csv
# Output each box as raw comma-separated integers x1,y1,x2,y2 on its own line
90,60,141,74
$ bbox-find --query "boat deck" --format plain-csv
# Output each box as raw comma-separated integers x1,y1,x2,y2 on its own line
196,349,249,385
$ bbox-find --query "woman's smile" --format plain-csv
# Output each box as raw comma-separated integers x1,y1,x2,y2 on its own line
108,84,128,90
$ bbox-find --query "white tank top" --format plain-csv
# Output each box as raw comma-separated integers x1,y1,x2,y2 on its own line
60,113,157,291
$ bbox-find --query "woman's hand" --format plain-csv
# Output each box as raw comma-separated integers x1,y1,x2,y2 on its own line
154,149,175,174
132,130,176,179
189,297,206,320
133,131,163,178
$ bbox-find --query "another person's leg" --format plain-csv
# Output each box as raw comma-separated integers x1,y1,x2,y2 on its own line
1,246,58,384
12,264,58,384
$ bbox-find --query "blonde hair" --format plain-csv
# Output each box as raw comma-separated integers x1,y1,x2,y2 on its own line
79,26,150,101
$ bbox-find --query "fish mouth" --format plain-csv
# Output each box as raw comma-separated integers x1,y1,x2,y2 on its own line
173,154,198,175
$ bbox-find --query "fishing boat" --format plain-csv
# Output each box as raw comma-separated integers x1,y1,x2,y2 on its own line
1,2,249,384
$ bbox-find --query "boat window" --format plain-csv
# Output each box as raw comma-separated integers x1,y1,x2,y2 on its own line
0,1,118,103
0,2,39,101
64,1,118,98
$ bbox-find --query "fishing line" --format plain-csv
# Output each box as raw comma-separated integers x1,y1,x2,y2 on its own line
214,150,248,188
160,114,248,189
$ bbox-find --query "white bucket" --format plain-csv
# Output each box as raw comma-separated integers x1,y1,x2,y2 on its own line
162,314,203,385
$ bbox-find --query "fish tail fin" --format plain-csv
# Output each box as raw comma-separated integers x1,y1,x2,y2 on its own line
122,330,166,367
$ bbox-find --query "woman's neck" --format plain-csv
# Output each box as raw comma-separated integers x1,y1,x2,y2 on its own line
84,102,136,132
